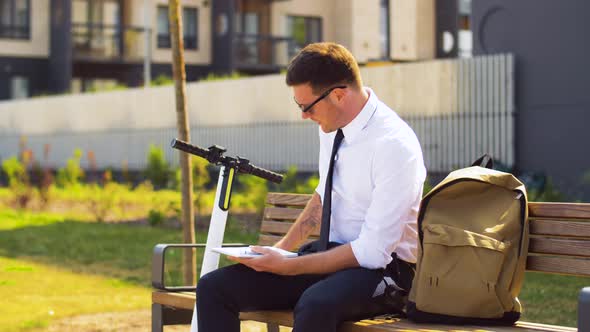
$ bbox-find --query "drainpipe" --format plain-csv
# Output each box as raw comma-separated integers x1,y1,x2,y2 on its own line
143,0,152,87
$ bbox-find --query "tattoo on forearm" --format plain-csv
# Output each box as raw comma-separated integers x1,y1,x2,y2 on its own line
299,204,321,239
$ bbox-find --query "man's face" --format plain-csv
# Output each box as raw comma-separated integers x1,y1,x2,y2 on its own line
292,84,342,133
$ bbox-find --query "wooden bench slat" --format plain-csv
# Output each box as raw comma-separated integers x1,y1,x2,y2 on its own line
529,202,590,220
242,312,553,332
263,206,303,221
260,220,320,237
258,234,285,246
348,319,578,332
531,219,590,238
515,321,577,332
529,237,590,257
527,255,590,276
257,234,315,247
152,291,195,310
152,292,576,332
260,220,294,235
240,311,293,328
266,192,312,207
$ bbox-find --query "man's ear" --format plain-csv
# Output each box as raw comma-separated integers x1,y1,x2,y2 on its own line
333,88,347,102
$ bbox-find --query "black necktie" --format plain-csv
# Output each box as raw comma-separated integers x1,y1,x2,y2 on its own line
319,129,344,251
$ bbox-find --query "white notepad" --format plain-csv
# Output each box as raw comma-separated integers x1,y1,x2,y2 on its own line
211,246,298,258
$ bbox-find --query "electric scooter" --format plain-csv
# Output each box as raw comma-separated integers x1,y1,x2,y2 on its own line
170,138,284,332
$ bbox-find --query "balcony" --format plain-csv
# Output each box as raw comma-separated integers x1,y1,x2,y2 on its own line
72,23,148,63
0,24,30,39
233,33,297,73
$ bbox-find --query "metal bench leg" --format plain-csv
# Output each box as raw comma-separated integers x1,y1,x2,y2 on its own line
152,303,164,332
266,323,280,332
579,287,590,331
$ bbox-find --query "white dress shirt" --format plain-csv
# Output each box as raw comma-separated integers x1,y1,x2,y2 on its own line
315,88,426,269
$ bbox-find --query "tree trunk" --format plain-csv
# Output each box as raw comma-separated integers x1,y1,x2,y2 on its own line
168,0,196,286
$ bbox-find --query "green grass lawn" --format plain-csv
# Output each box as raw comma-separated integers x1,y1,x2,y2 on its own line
520,272,589,326
0,207,588,330
0,256,148,331
0,208,257,331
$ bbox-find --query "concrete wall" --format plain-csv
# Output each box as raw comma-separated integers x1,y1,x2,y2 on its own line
0,60,457,135
0,59,461,172
0,0,50,58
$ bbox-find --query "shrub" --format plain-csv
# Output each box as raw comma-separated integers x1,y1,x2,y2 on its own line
274,165,319,194
148,209,166,226
201,72,247,82
1,156,34,209
175,155,211,214
423,178,434,196
528,178,566,202
2,156,27,188
150,74,174,86
144,145,173,189
235,174,268,214
56,149,85,187
148,198,181,227
87,171,125,222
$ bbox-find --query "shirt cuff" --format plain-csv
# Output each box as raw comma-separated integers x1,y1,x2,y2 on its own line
350,237,393,270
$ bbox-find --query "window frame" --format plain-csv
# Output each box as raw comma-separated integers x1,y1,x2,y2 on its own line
182,7,198,50
286,15,323,49
0,0,31,40
156,5,199,50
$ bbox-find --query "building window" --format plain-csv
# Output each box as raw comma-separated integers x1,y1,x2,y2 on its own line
0,0,30,40
11,76,28,99
286,16,322,54
183,7,198,50
457,0,472,57
380,0,390,59
157,6,198,50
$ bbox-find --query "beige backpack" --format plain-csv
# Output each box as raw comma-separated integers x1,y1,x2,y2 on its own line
407,156,528,325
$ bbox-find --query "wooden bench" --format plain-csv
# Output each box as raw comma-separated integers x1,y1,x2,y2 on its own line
152,192,590,332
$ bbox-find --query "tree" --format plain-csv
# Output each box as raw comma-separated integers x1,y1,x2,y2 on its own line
168,0,196,285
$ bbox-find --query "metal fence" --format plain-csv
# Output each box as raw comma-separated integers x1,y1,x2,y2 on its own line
406,54,515,173
0,122,320,172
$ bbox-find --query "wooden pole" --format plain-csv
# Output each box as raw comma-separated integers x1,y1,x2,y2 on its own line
168,0,196,285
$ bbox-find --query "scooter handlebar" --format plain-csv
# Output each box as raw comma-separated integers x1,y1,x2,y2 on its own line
171,138,283,183
240,163,283,184
170,138,210,160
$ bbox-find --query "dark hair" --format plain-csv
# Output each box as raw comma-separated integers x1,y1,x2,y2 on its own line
285,42,362,94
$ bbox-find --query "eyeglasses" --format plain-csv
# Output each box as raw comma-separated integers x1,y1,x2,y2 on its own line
295,85,347,113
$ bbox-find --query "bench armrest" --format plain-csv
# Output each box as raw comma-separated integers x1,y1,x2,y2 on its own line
152,243,247,291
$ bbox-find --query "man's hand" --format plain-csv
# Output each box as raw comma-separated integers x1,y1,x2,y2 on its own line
228,246,296,275
229,243,360,276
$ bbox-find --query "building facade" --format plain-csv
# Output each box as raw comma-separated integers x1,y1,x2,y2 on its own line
0,0,470,101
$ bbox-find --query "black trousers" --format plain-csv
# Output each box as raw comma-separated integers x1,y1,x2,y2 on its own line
196,255,414,332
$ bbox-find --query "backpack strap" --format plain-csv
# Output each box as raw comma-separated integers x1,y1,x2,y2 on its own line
471,154,493,169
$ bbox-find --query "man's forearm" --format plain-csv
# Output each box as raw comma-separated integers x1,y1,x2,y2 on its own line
275,192,322,251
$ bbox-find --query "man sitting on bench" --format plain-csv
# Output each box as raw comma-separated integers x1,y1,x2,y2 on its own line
196,42,427,332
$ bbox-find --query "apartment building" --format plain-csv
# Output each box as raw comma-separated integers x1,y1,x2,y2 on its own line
0,0,470,101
